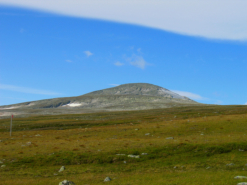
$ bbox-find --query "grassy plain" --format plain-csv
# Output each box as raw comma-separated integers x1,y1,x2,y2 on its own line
1,105,247,184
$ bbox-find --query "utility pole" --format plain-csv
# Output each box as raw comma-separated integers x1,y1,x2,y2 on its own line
10,114,13,137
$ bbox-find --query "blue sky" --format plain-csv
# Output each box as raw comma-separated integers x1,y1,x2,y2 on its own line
0,1,247,106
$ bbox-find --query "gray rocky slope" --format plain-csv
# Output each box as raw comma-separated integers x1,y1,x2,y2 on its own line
0,83,201,118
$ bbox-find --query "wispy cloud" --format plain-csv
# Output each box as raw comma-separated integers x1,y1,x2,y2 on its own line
128,55,149,69
1,0,247,40
65,59,72,62
20,28,25,33
84,51,93,57
114,61,124,66
0,84,60,95
215,100,223,105
172,90,206,100
245,102,247,105
109,84,120,86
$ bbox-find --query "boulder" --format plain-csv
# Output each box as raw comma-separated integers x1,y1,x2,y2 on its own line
166,137,174,140
104,177,111,182
235,176,247,179
59,180,75,185
59,166,65,172
226,163,235,166
237,183,247,185
128,154,140,158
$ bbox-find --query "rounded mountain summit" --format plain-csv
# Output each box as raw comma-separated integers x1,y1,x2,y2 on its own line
86,83,191,100
0,83,200,118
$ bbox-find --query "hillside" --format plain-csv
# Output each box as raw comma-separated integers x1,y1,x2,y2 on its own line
0,83,200,118
1,105,247,184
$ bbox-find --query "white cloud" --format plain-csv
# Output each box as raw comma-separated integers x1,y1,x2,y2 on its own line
84,50,93,57
172,90,206,100
114,61,124,66
245,102,247,105
0,0,247,40
65,59,72,62
128,55,149,69
0,84,60,95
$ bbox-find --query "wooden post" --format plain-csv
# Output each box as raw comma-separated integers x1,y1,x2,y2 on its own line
10,115,13,137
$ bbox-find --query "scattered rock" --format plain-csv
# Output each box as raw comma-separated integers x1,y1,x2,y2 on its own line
104,177,111,182
239,149,245,152
59,180,75,185
0,161,3,164
226,163,235,166
1,165,6,168
145,133,150,136
59,166,65,172
174,166,177,169
206,167,210,169
116,154,125,156
128,155,140,158
237,183,247,185
123,161,127,164
235,176,247,179
166,137,174,140
35,134,41,137
135,129,139,130
26,142,32,145
141,153,148,155
0,140,2,142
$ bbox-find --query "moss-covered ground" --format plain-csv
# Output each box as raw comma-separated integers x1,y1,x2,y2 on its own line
1,105,247,184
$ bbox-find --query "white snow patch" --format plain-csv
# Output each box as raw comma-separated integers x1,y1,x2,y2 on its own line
27,103,35,106
0,106,21,110
65,103,82,107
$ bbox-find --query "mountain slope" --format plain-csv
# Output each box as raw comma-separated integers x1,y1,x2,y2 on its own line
85,83,191,100
0,83,201,118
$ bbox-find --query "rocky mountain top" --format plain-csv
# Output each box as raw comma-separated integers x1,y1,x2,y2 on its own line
86,83,191,100
0,83,200,118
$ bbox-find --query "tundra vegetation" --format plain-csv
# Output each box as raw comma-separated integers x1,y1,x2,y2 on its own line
1,105,247,184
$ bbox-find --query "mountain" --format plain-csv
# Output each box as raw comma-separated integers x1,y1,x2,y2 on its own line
0,83,201,118
85,83,190,100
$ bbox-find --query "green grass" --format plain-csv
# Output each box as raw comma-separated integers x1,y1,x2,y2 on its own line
1,105,247,184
